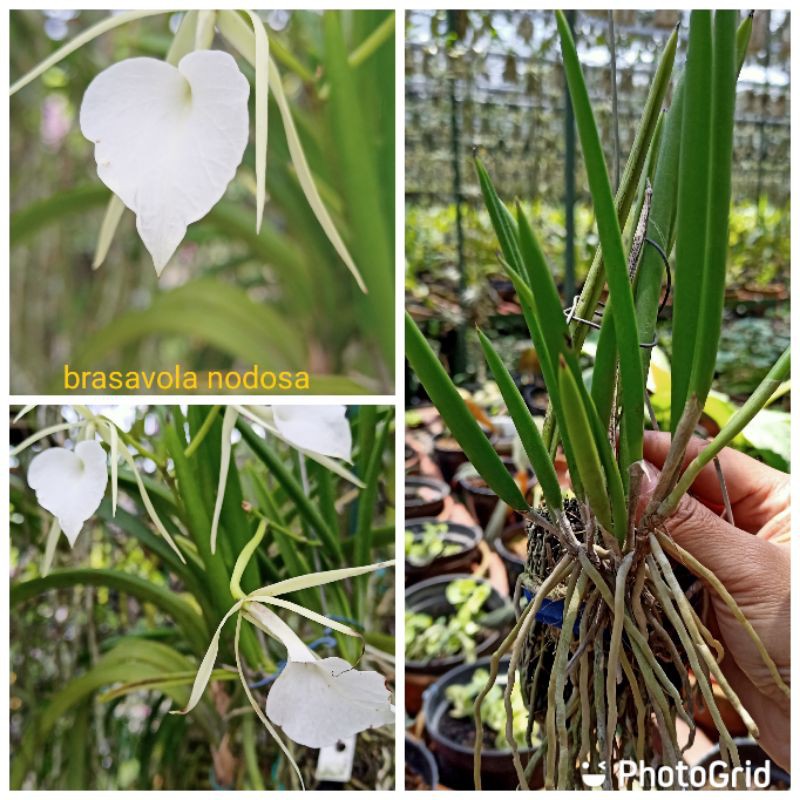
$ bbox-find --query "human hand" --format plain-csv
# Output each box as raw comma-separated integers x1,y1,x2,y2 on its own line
638,430,790,771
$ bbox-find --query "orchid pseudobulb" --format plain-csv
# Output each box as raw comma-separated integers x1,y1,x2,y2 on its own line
80,50,250,274
27,440,108,545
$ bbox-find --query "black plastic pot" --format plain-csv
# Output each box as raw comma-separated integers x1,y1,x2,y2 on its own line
405,476,450,519
405,518,483,585
489,275,516,302
405,444,421,475
405,574,510,714
405,734,439,790
692,738,789,790
432,434,468,485
494,520,528,588
422,656,541,790
458,460,535,529
522,383,549,416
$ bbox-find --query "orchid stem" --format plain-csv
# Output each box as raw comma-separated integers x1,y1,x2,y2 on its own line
184,405,221,458
231,519,269,600
348,14,395,68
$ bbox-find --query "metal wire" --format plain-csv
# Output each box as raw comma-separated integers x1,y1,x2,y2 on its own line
563,238,672,349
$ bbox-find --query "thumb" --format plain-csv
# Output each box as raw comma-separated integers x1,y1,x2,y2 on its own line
635,460,775,594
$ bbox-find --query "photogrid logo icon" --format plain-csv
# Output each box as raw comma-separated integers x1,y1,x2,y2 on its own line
580,761,606,788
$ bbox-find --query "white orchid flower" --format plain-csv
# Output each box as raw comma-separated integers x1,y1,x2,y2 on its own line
210,405,362,552
27,440,108,546
13,406,184,570
244,405,353,461
80,50,250,273
249,605,395,748
174,521,394,789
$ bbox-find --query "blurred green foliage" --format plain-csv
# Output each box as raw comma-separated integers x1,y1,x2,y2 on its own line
406,199,789,295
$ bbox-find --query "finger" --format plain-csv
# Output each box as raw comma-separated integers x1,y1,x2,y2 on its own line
638,462,779,589
642,431,787,533
718,650,790,772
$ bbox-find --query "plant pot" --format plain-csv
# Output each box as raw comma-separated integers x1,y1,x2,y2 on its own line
432,434,467,485
491,435,515,456
406,476,450,519
490,415,516,456
458,460,535,529
692,738,789,790
405,444,421,475
422,656,542,790
405,518,483,585
494,520,528,588
405,734,439,790
489,275,516,302
522,383,549,416
405,574,509,715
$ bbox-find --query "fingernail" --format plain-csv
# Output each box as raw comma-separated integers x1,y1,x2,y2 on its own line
636,460,661,499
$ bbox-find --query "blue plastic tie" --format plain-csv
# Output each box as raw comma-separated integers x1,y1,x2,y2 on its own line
523,588,582,635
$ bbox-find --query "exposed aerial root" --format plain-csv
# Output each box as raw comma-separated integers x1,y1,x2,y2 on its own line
469,501,788,790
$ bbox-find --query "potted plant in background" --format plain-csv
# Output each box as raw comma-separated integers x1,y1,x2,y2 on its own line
405,575,510,714
421,656,543,789
405,518,483,584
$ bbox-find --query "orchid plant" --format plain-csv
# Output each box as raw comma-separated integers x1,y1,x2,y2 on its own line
406,11,789,790
10,404,396,790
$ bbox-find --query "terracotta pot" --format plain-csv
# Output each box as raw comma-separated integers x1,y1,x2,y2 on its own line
458,460,535,528
432,434,468,485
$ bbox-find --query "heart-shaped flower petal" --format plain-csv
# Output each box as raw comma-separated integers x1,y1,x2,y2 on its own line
265,656,395,748
272,405,353,461
80,50,250,274
246,602,394,748
27,440,109,546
